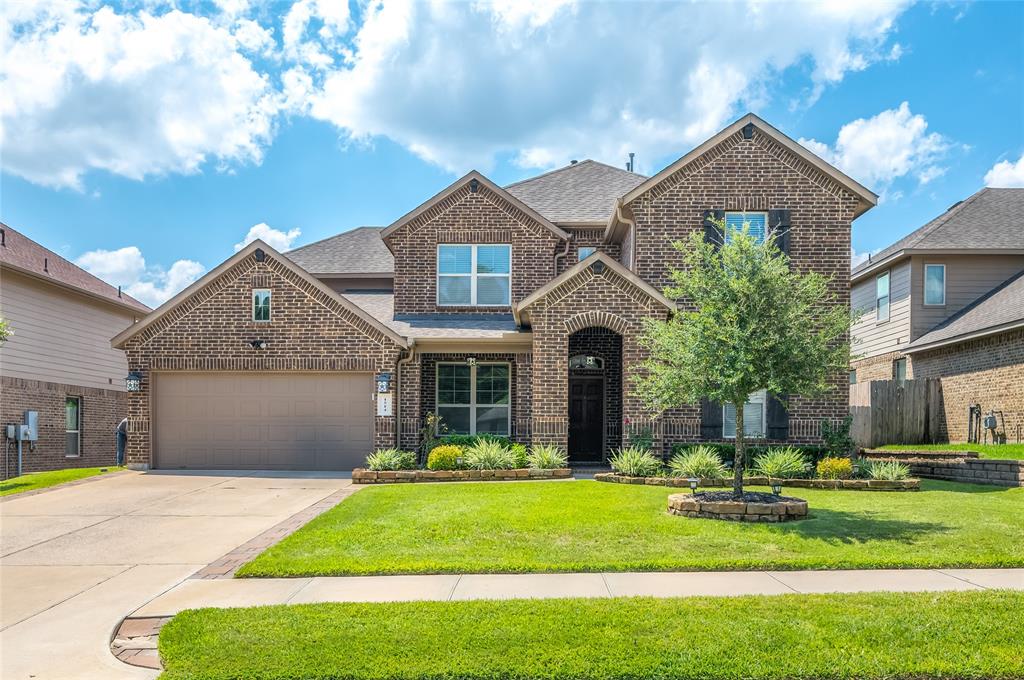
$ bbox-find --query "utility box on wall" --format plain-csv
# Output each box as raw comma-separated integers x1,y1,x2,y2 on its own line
23,410,39,441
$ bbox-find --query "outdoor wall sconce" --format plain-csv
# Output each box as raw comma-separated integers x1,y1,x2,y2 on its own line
125,371,143,392
687,477,700,494
249,339,268,350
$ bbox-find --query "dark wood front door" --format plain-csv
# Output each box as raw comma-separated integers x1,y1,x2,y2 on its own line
568,376,604,461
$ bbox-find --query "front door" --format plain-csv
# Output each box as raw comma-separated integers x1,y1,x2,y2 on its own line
568,376,604,462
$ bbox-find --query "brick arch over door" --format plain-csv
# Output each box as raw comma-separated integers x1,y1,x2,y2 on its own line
564,310,630,336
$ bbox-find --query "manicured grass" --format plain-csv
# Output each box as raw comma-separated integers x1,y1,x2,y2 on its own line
158,591,1024,680
238,479,1024,576
876,443,1024,460
0,466,121,497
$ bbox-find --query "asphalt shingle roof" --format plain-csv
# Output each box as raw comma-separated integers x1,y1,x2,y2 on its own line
0,223,150,313
342,292,520,339
853,188,1024,277
504,160,647,224
907,270,1024,350
285,226,394,275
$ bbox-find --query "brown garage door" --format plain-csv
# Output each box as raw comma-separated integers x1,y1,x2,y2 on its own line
154,373,373,470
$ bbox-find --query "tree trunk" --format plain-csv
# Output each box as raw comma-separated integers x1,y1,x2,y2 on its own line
733,401,745,499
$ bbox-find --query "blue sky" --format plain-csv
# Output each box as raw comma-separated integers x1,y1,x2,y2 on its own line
2,0,1022,307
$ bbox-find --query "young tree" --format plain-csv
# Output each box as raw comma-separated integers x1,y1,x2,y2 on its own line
634,219,851,498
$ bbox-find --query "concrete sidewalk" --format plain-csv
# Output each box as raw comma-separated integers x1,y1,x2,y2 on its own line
131,568,1024,617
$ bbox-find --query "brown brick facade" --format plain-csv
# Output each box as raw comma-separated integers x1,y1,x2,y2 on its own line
851,351,911,383
623,126,856,442
909,328,1024,443
557,228,622,274
1,376,123,479
385,183,563,314
120,250,403,469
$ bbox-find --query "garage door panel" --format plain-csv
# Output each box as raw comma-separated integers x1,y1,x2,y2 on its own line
155,373,373,471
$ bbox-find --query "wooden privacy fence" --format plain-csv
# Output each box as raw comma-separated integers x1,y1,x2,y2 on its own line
850,378,942,448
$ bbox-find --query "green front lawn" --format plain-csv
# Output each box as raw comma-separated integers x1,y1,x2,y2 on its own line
238,479,1024,577
875,443,1024,460
0,466,121,497
159,591,1024,680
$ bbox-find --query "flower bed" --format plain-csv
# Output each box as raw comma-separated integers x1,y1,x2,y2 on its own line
353,468,572,484
667,491,808,522
594,472,919,491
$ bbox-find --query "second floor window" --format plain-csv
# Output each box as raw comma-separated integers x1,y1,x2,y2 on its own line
437,244,511,306
924,264,945,305
876,271,890,322
578,246,596,261
253,289,271,321
724,211,767,244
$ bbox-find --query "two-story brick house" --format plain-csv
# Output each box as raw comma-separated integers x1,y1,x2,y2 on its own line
112,114,877,471
850,188,1024,441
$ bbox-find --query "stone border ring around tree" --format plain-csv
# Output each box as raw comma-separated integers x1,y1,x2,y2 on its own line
667,491,808,522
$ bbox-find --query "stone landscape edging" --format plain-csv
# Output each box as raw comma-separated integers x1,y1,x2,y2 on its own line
667,492,808,522
865,453,1024,488
352,468,572,484
594,472,920,490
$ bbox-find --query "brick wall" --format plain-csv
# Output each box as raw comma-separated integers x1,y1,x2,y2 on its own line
385,182,564,314
909,328,1024,442
624,125,856,441
121,251,403,469
851,351,911,383
557,228,622,274
1,376,123,479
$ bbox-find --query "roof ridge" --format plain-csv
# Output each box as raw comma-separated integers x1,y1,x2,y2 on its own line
902,188,989,250
504,159,646,190
917,268,1024,340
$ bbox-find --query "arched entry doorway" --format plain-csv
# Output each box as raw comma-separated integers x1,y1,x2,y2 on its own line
567,327,622,462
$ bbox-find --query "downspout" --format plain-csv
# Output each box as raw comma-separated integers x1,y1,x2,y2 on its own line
394,340,417,451
553,235,571,276
613,199,637,271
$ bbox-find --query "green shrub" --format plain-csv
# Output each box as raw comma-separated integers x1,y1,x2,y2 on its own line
669,442,830,469
509,443,528,469
869,459,911,481
527,444,568,470
752,447,808,479
464,439,516,470
365,448,417,471
668,445,727,478
816,456,854,480
821,416,856,457
426,445,464,471
435,434,515,450
609,447,663,477
627,427,655,450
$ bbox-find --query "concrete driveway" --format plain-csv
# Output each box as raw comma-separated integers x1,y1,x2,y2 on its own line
0,470,352,680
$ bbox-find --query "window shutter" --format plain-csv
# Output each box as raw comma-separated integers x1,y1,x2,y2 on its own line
702,210,725,249
700,397,723,439
768,209,791,255
766,393,789,440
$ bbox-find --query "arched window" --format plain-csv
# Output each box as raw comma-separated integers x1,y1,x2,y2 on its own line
569,354,604,370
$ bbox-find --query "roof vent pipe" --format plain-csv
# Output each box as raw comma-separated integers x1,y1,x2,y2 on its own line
118,285,122,298
44,257,48,273
1,228,5,247
570,160,578,165
627,152,635,172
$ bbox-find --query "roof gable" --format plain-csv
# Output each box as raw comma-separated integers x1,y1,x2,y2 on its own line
504,160,647,224
112,239,407,349
0,222,150,314
380,171,569,242
614,114,878,229
851,188,1024,282
515,251,675,325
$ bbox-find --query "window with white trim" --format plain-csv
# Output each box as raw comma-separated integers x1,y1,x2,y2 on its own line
578,246,596,261
436,363,510,435
724,211,767,244
924,264,945,305
437,245,511,306
253,289,271,321
876,271,890,322
65,396,81,457
723,390,766,439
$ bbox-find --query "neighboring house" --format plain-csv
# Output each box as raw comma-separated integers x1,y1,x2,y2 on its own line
0,224,150,478
112,114,877,472
849,188,1024,442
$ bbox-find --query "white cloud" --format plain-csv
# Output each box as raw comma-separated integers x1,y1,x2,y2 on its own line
984,154,1024,188
1,2,281,189
234,223,302,252
798,102,952,192
76,246,205,307
300,0,911,173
